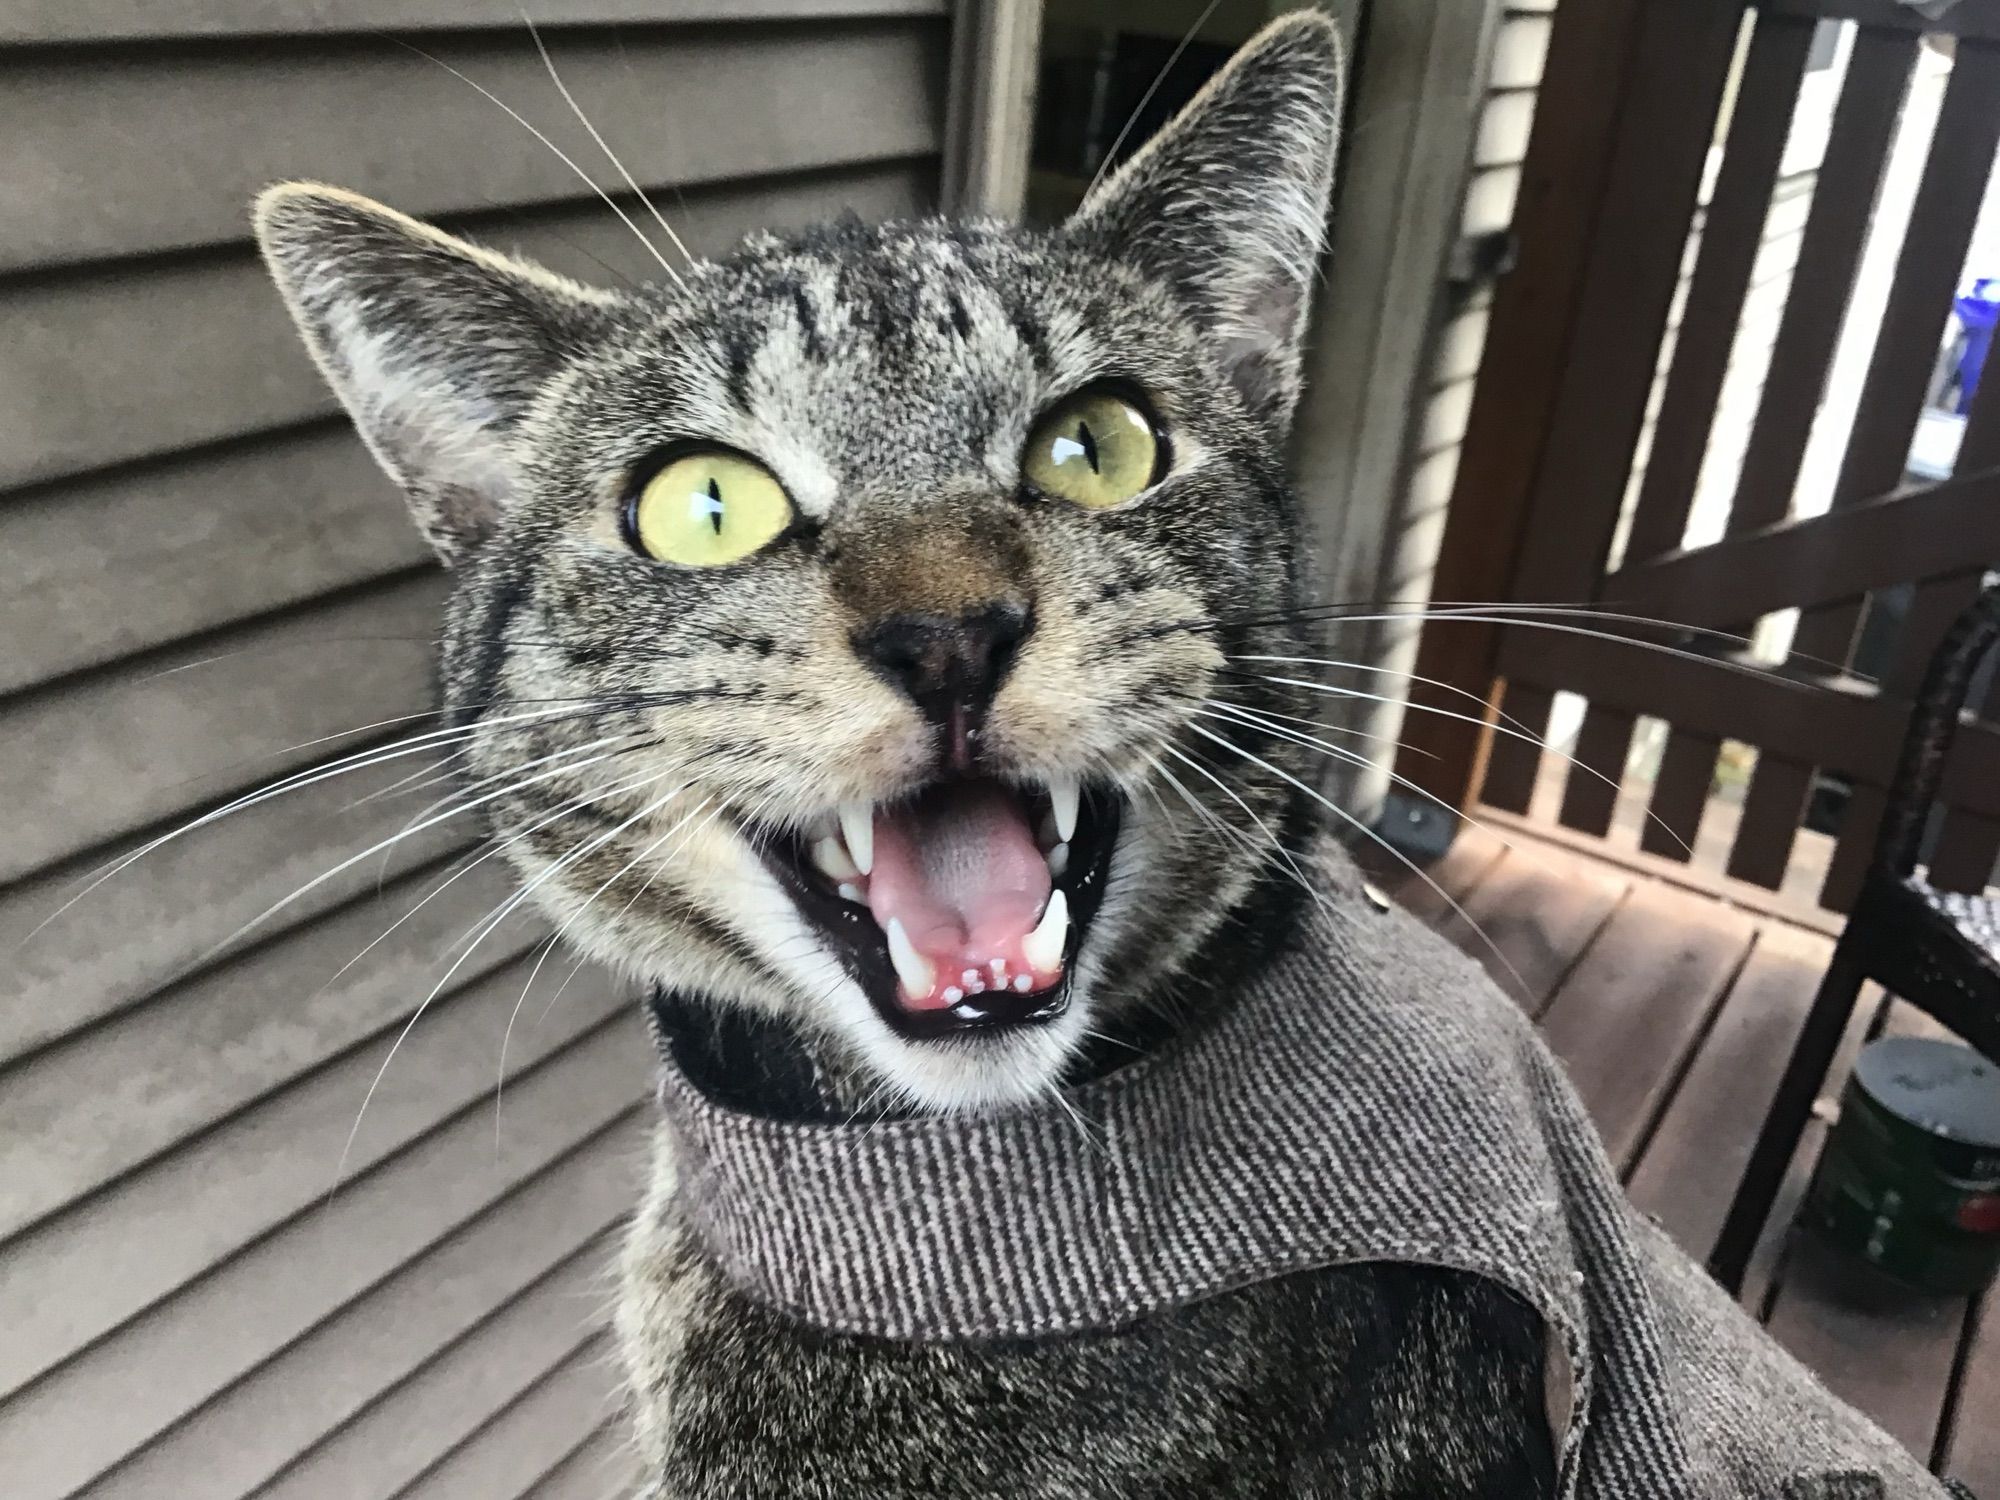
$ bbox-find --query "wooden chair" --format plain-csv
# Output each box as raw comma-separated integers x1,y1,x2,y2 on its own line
1709,580,2000,1295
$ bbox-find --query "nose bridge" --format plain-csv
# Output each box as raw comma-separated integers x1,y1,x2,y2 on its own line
828,489,1032,625
834,490,1037,769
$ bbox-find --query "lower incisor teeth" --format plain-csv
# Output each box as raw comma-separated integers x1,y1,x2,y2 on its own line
884,917,934,1001
1021,888,1069,974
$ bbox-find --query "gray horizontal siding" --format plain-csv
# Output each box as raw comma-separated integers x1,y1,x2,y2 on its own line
0,1029,645,1496
0,760,471,1067
1,429,427,696
389,1334,628,1500
254,1254,625,1500
519,1418,644,1500
0,3,947,1493
0,0,943,47
0,959,630,1406
0,856,541,1241
0,573,447,887
83,1141,638,1500
0,22,942,272
4,155,934,493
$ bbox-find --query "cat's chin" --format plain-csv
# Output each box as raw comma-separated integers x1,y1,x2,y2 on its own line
845,1002,1099,1114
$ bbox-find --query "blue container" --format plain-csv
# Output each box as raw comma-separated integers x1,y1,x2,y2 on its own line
1952,277,2000,413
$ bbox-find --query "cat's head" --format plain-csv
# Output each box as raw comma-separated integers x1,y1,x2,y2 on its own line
255,15,1344,1112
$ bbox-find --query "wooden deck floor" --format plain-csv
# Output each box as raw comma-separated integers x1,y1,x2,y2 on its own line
1386,814,1996,1492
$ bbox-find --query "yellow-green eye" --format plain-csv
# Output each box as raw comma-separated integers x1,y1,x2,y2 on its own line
629,449,793,567
1022,388,1163,509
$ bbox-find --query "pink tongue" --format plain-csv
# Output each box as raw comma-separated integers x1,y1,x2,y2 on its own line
866,784,1051,975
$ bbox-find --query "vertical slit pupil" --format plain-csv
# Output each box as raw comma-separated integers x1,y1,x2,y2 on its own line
1076,419,1099,474
706,476,723,534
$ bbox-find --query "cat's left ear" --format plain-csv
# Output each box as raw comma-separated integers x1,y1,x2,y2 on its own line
255,183,618,564
1067,12,1344,438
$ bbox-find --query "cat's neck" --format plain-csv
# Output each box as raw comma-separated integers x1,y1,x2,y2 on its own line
647,991,878,1122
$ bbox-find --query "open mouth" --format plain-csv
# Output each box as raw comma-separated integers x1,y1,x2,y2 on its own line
762,775,1122,1041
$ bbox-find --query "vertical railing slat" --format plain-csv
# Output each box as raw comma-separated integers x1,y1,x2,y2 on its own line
1560,14,1818,843
1394,0,1666,818
1716,26,1918,888
1726,29,1919,537
1476,0,1749,815
1732,38,2000,894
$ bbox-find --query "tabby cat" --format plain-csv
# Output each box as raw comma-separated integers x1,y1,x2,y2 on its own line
255,14,1562,1495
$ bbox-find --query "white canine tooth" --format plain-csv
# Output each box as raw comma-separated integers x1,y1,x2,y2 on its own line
1013,974,1032,993
1049,775,1080,844
837,881,866,903
884,918,934,1001
1021,888,1069,974
839,802,875,875
1045,841,1070,877
812,835,860,882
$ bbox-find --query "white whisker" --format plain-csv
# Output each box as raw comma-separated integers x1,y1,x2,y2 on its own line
1181,720,1532,1001
312,759,679,1006
1156,748,1339,925
392,38,680,282
1239,608,1869,684
209,739,652,960
522,10,694,270
1228,671,1695,860
1196,701,1557,890
19,701,606,947
495,934,564,1152
332,775,685,1190
1083,0,1226,199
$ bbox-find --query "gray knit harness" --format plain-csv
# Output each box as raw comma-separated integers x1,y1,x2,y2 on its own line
657,843,1951,1498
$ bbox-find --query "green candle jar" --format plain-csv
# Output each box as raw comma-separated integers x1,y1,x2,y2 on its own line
1804,1035,2000,1296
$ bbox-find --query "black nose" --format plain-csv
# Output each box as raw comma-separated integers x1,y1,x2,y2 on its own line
856,603,1032,748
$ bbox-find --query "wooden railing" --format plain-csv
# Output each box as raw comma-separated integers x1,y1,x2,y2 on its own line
1401,0,2000,911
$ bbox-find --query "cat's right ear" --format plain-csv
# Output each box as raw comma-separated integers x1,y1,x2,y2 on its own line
1065,13,1344,441
254,183,616,565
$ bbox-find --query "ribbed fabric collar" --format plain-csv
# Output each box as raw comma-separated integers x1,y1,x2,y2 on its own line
648,842,1955,1498
655,848,1588,1348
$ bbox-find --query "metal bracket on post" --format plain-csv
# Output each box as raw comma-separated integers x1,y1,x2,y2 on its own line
1370,790,1461,865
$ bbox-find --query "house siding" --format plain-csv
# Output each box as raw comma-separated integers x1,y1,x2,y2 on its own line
0,7,946,1497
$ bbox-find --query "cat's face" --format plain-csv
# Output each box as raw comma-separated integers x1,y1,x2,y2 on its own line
257,16,1344,1111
